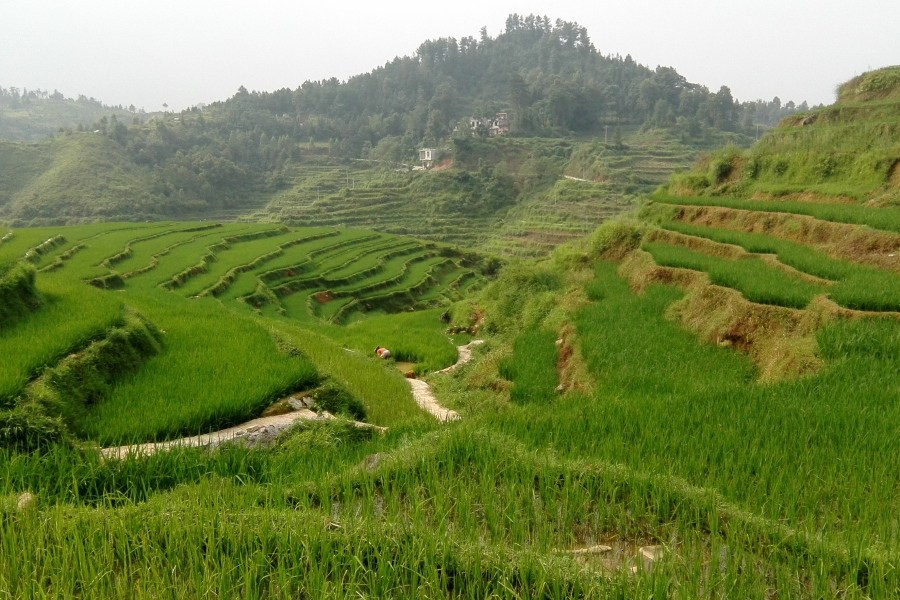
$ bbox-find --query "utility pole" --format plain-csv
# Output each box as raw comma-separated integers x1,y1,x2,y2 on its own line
605,125,609,144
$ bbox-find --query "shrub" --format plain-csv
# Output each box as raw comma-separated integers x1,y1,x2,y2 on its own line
0,406,66,451
813,154,838,180
480,261,562,335
670,171,711,192
0,262,42,330
549,237,591,270
746,156,761,179
589,219,646,260
310,381,366,421
709,157,733,182
275,417,373,452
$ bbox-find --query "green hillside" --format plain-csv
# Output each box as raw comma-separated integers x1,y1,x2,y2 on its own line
0,86,144,142
663,65,900,205
0,16,803,248
0,135,162,223
6,46,898,600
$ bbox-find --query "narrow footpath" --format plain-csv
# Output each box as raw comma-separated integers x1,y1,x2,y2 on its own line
100,409,381,460
408,340,483,422
100,340,483,459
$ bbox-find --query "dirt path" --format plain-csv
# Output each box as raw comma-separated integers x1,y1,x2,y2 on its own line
436,340,484,374
409,340,483,422
100,408,383,460
407,379,460,423
101,341,483,458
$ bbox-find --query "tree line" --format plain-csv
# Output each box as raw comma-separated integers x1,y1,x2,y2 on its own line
42,15,813,214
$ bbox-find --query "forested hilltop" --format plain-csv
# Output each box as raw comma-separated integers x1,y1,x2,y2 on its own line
0,86,148,142
0,15,810,247
243,13,808,155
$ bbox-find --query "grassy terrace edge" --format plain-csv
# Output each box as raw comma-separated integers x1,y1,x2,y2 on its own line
650,193,900,233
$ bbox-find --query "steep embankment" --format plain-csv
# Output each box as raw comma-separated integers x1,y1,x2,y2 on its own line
0,262,42,330
606,67,900,379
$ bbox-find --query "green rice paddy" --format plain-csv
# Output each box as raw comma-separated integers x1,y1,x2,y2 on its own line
6,81,900,595
0,222,489,446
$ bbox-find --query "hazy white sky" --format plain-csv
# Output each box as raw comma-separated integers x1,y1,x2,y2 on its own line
2,0,897,111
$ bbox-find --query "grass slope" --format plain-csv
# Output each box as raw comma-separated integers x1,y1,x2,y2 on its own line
5,70,900,599
0,135,162,226
663,66,900,204
0,221,488,444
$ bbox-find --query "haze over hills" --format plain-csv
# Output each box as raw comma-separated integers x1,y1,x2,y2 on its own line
0,86,153,142
3,65,900,596
0,15,812,255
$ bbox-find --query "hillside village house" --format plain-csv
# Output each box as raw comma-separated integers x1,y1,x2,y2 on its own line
469,112,511,137
419,148,438,168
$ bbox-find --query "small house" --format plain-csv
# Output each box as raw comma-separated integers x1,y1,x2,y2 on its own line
467,113,512,137
419,148,438,168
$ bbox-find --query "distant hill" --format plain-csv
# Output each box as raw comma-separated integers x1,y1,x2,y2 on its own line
0,15,810,252
0,87,146,142
0,135,168,224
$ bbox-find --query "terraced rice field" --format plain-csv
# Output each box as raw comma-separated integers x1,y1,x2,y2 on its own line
0,221,493,446
642,194,900,312
256,163,493,249
486,131,719,257
254,130,720,258
22,222,486,325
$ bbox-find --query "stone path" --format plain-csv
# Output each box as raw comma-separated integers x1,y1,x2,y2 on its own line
407,378,460,423
101,340,484,459
409,340,483,422
100,406,383,461
435,340,484,374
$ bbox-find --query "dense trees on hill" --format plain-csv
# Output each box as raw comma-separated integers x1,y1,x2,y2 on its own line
1,15,814,221
0,86,143,142
210,15,813,150
72,17,810,201
0,86,141,114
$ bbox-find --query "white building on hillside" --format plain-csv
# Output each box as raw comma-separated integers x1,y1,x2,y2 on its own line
467,113,511,137
419,148,438,168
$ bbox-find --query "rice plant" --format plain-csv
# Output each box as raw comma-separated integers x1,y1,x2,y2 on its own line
499,328,560,403
643,240,824,308
0,274,123,404
662,221,900,310
75,290,318,444
653,192,900,233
